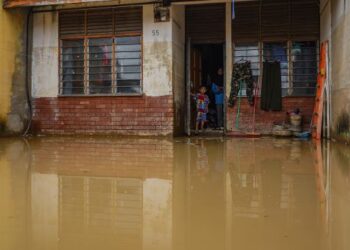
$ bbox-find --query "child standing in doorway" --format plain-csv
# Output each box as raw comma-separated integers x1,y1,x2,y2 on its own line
193,86,210,135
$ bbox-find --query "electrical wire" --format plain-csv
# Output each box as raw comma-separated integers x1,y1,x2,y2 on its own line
23,8,33,137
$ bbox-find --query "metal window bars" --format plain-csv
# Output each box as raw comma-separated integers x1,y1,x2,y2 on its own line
59,7,142,96
60,36,142,96
233,41,318,97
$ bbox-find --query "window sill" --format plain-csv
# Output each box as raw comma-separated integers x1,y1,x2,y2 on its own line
58,93,144,98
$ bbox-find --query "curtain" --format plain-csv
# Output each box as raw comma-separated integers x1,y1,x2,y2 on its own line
260,61,282,111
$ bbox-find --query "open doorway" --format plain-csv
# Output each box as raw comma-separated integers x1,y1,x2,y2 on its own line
187,43,224,134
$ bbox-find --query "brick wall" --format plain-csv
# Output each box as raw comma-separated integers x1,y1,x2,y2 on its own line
226,97,315,134
32,95,174,136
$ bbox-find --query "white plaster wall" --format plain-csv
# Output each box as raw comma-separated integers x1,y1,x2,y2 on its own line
32,12,59,98
32,7,174,98
143,5,173,96
320,0,350,139
321,0,332,42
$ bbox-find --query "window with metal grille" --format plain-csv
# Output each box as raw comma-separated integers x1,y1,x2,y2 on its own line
291,41,318,96
233,41,318,97
263,41,318,97
59,7,142,95
232,1,319,97
234,43,260,96
263,42,289,96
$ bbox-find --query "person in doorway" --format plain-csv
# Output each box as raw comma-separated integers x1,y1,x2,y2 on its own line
193,86,210,135
212,68,224,129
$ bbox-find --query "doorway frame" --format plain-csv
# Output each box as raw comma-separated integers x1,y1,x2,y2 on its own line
184,2,232,136
185,41,226,135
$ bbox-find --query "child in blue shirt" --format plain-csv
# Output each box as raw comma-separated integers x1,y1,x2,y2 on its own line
211,81,224,129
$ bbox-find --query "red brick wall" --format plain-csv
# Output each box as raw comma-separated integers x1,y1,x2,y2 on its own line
226,97,315,134
32,95,174,136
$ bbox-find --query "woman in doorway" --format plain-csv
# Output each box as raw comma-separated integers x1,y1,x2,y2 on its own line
211,68,224,129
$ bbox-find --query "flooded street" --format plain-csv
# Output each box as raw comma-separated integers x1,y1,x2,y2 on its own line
0,137,349,250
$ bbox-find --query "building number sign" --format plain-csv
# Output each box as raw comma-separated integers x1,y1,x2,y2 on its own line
152,29,160,36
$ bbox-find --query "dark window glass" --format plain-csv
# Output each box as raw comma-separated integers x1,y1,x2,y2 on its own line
291,41,317,96
88,38,113,94
61,40,85,95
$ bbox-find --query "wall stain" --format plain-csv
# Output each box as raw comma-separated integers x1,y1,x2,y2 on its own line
0,7,26,134
336,110,350,136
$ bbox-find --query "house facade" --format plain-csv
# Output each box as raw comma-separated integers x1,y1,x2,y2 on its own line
1,0,349,141
30,2,185,136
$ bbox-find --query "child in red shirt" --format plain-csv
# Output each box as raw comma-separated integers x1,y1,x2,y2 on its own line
193,86,210,135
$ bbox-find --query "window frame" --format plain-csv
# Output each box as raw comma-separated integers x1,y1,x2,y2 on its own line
233,40,319,97
58,8,143,97
233,42,260,96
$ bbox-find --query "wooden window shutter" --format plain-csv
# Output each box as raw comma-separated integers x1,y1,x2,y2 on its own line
185,4,225,44
260,1,290,41
232,0,319,42
232,2,259,42
291,2,320,40
115,7,143,35
59,11,85,37
87,9,114,35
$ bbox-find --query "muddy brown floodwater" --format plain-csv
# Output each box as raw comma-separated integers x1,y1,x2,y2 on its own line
0,137,349,250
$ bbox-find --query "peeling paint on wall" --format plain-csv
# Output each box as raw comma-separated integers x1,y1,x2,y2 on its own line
0,6,26,134
32,6,174,98
143,5,173,97
321,0,350,143
32,12,59,98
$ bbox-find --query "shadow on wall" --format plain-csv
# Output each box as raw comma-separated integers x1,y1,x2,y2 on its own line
0,120,5,133
336,110,350,142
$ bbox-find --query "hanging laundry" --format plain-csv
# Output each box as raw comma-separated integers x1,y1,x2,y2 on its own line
228,61,254,107
260,61,282,111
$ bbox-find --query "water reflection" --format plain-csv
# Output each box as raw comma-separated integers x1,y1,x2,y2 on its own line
0,137,349,250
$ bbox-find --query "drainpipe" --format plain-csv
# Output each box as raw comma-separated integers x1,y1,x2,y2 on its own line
23,7,33,137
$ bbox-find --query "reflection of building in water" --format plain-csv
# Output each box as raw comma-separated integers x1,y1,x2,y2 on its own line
0,140,31,250
227,139,316,218
58,177,143,250
29,138,173,250
2,138,350,250
226,139,323,250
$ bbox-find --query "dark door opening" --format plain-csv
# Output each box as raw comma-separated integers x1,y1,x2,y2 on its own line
187,43,224,134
